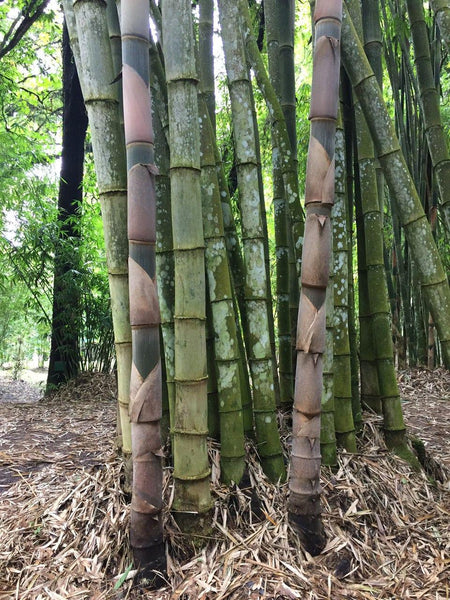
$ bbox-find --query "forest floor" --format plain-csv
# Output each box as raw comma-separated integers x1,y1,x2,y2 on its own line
0,368,449,599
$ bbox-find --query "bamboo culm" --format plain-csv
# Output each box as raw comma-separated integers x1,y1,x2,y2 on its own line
121,0,166,581
288,0,342,555
341,5,450,369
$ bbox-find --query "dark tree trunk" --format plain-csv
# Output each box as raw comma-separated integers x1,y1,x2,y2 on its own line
47,22,87,390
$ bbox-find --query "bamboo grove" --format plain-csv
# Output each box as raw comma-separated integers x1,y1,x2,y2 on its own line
59,0,450,583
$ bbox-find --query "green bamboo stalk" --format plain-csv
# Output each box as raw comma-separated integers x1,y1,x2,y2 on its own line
264,0,293,406
322,247,337,467
348,0,409,451
354,156,382,414
361,0,385,224
106,0,122,105
341,70,360,421
429,0,450,51
334,106,360,440
147,25,174,441
121,0,165,579
215,146,248,337
199,96,246,485
361,0,383,84
278,0,301,365
153,88,173,443
264,0,281,94
218,0,286,483
278,0,297,161
288,0,342,555
199,0,215,132
206,296,220,441
63,0,132,456
247,73,281,408
406,0,450,232
162,0,212,520
347,0,382,422
214,151,254,436
341,5,450,369
242,0,303,404
240,3,305,281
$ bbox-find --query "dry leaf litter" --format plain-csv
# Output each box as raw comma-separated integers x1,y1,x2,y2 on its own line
0,369,448,599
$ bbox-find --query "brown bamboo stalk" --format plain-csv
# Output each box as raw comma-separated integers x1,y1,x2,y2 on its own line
288,0,342,556
122,0,165,582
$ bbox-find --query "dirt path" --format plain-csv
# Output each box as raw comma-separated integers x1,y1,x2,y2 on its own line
0,375,43,404
0,373,117,493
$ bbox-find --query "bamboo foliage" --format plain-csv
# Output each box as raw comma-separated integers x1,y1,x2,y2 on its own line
288,0,342,555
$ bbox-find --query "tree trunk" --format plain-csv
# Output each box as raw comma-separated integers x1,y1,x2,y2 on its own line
47,22,87,390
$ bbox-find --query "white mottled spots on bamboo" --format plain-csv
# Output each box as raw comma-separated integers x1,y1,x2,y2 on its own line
276,247,289,259
206,244,226,301
161,326,175,370
204,181,214,198
248,304,270,359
